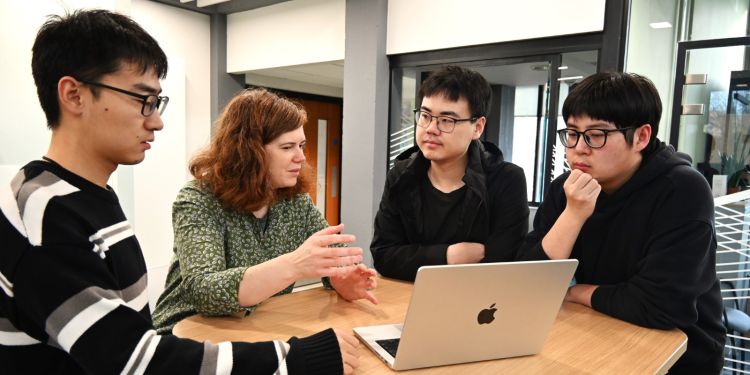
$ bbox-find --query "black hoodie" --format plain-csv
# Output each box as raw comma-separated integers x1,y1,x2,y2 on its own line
518,141,726,373
371,140,529,281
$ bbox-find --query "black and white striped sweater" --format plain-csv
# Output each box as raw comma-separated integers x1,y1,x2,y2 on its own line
0,160,342,374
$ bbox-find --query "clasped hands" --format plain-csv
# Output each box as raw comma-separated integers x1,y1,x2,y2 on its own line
286,223,378,305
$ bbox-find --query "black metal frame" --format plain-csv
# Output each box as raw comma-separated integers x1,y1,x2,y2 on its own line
669,36,750,147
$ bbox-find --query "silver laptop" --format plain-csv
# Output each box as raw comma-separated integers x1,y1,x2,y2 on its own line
353,259,578,371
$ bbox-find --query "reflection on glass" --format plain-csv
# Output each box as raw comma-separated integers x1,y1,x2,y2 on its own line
389,68,417,169
703,76,750,192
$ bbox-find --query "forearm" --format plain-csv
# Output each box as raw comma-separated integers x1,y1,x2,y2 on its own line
541,209,587,259
565,284,598,307
483,217,528,262
238,253,299,306
372,243,448,281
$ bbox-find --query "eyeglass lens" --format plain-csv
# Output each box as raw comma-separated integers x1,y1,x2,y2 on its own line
559,129,608,148
144,96,169,116
415,112,455,133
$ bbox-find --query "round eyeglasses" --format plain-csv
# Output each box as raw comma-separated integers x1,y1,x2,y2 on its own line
413,109,478,134
556,126,637,149
79,80,169,117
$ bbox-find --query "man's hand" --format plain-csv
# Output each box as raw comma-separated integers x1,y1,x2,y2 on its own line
446,242,485,265
564,283,598,307
330,264,379,305
563,169,601,222
333,329,360,374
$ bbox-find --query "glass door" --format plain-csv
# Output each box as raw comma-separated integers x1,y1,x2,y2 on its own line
389,51,598,203
670,36,750,195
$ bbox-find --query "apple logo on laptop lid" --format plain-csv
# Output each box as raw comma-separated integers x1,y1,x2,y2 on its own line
477,303,497,324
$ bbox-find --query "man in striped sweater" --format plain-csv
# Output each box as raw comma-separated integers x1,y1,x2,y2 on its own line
0,9,359,374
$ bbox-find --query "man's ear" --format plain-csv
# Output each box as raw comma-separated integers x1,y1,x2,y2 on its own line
634,124,652,152
472,116,486,140
57,76,86,116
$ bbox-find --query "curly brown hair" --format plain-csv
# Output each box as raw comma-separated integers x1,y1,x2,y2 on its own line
190,88,310,213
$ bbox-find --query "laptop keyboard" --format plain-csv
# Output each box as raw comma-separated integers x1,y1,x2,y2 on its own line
376,338,400,358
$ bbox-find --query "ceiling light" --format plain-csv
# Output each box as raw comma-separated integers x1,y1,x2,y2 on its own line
558,66,569,70
649,22,672,29
558,76,583,82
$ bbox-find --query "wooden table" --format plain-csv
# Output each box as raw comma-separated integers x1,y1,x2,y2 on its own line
174,278,686,374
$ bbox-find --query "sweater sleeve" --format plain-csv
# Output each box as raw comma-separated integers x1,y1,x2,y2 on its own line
10,234,342,375
172,184,246,316
482,164,529,262
590,175,718,330
370,171,449,281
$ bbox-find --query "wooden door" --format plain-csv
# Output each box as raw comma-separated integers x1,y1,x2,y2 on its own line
294,96,342,225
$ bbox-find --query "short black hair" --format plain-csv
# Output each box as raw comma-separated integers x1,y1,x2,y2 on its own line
32,9,168,128
562,72,661,147
418,66,492,118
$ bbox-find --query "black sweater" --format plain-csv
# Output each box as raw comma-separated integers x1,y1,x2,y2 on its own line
0,160,342,374
518,142,726,373
371,140,529,281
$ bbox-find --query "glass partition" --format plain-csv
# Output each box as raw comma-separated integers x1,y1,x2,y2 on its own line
388,51,598,203
670,38,750,195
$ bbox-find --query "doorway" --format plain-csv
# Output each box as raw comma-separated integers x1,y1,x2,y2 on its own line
275,93,343,225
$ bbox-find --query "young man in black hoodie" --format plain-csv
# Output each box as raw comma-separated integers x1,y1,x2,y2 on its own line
517,72,725,373
371,66,529,281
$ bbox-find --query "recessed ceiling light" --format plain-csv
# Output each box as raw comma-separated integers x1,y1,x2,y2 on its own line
649,22,672,29
558,66,569,70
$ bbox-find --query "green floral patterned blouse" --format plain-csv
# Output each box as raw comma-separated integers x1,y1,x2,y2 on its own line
152,180,328,333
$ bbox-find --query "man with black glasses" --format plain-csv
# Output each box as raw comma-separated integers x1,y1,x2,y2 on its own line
371,65,529,281
0,9,359,374
517,72,725,374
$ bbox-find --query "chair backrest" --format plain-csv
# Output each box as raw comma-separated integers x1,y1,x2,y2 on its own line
714,190,750,373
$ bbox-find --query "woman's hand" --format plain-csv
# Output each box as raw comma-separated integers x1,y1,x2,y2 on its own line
283,224,364,280
330,264,379,305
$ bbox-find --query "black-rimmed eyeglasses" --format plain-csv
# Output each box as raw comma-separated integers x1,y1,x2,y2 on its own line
413,109,478,134
79,80,169,117
556,126,637,149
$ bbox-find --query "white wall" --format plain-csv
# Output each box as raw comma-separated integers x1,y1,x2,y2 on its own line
386,0,606,55
0,0,116,166
226,0,345,73
245,73,344,97
0,1,210,309
131,0,211,163
130,0,211,309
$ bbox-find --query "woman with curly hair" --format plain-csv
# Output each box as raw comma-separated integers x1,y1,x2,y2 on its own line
153,88,377,333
